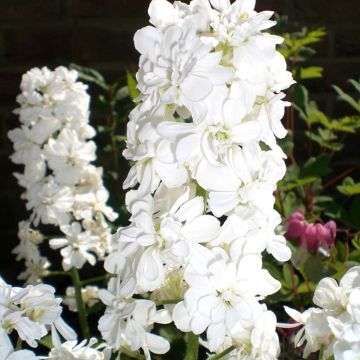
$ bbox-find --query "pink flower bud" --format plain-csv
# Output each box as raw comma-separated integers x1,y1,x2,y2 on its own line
300,223,318,251
285,209,307,239
300,221,337,252
324,220,336,247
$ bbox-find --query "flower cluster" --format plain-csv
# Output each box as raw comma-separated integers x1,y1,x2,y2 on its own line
0,277,75,348
8,67,118,279
0,277,112,359
285,266,360,359
63,285,99,312
100,0,294,358
285,209,336,254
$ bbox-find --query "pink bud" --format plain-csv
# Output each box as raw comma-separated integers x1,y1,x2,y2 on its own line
285,209,307,239
300,224,319,252
324,220,337,246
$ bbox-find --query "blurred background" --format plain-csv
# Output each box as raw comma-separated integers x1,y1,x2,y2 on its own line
1,0,359,280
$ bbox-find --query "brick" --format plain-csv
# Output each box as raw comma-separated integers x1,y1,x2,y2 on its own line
4,27,72,65
0,70,22,97
288,0,358,23
0,32,5,61
334,27,360,57
73,0,105,18
0,0,61,23
72,27,137,63
102,0,149,18
257,0,287,14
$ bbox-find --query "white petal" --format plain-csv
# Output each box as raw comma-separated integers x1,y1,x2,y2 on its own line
173,302,191,332
134,26,161,58
208,191,238,217
137,248,165,291
175,196,204,223
181,74,213,102
182,215,220,243
146,333,170,354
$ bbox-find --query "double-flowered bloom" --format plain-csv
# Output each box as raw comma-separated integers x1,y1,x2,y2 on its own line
285,267,360,359
99,0,295,358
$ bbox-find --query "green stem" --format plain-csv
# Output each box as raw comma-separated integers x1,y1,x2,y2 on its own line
15,338,22,350
185,332,199,360
208,346,236,360
80,274,112,286
71,267,90,339
44,271,71,278
319,347,324,360
155,299,181,306
120,348,145,359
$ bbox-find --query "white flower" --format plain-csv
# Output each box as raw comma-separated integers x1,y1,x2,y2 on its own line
44,128,96,186
225,308,280,360
284,267,360,359
134,20,232,111
26,176,74,226
113,186,219,292
46,332,110,360
101,0,294,357
205,144,285,218
98,277,171,358
10,65,118,275
63,286,99,312
158,83,260,170
123,106,188,195
0,326,38,359
173,251,280,351
50,222,97,271
0,278,76,348
148,0,212,32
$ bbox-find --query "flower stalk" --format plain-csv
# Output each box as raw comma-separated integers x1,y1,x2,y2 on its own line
71,267,90,339
185,332,199,360
208,346,235,360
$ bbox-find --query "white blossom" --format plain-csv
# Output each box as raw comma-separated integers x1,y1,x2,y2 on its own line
101,0,294,357
9,66,118,277
285,266,360,359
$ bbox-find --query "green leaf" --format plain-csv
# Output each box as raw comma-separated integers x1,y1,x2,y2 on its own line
282,263,293,289
283,176,318,191
327,116,360,133
297,282,316,294
114,86,129,102
336,241,347,262
300,155,331,178
70,63,108,91
352,236,360,250
293,84,309,115
337,177,360,196
278,130,294,156
282,191,303,218
303,256,325,283
333,85,360,113
299,66,323,79
126,71,140,101
349,78,360,93
38,335,53,349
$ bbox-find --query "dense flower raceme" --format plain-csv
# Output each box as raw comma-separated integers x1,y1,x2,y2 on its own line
285,209,336,254
8,66,118,280
284,267,360,360
0,277,111,359
100,0,294,359
0,277,75,348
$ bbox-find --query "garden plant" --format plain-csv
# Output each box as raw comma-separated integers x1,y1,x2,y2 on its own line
2,0,360,359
